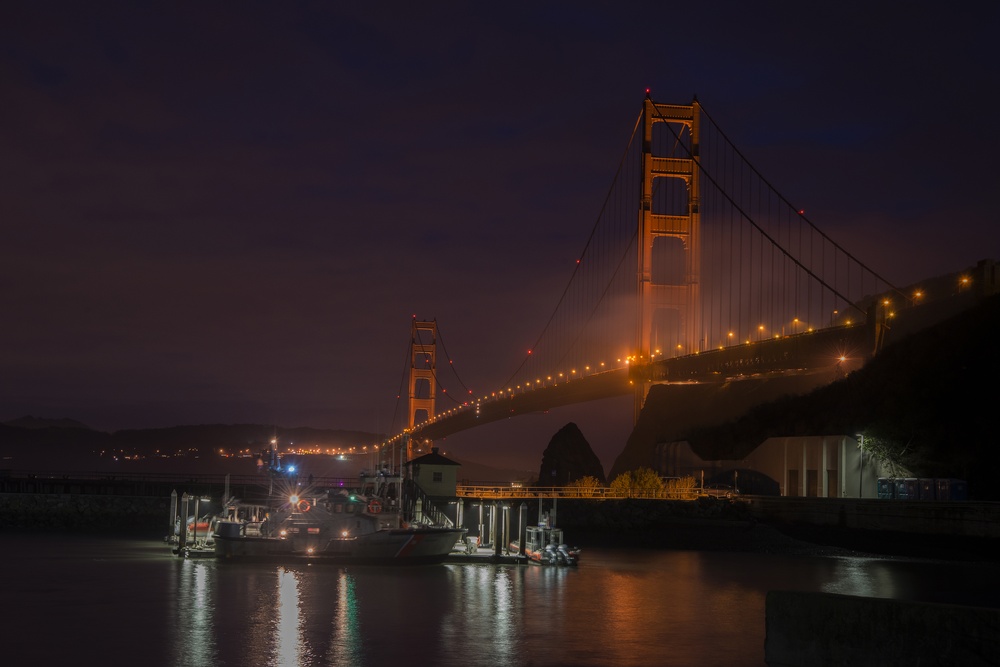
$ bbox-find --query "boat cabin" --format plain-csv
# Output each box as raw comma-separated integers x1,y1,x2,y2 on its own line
524,526,566,553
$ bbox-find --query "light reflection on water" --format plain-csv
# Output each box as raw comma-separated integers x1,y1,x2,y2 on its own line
169,560,216,666
274,567,302,666
2,535,998,667
334,568,362,664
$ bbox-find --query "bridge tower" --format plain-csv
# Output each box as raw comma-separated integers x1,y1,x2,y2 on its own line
407,319,437,460
635,97,701,420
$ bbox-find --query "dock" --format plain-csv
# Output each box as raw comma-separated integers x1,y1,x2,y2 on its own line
445,544,524,565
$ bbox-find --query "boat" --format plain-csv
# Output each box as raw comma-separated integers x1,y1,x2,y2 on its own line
165,491,219,558
212,490,466,565
510,525,581,566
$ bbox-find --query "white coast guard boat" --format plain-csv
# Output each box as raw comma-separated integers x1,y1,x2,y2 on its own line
213,491,465,565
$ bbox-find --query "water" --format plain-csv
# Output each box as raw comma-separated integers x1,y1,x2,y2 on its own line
3,534,998,667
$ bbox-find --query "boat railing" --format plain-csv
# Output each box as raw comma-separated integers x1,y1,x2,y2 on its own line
242,522,264,536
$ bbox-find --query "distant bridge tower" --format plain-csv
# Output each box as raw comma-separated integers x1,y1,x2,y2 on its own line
635,97,701,420
407,319,437,460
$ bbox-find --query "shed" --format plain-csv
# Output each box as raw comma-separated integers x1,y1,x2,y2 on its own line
407,447,460,498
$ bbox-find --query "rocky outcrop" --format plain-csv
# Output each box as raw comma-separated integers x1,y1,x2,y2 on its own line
536,422,606,486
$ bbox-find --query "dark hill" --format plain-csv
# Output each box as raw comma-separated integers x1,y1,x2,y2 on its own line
618,291,1000,499
0,423,381,470
610,370,843,479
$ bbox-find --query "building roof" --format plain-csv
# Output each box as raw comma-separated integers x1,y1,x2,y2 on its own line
407,447,461,467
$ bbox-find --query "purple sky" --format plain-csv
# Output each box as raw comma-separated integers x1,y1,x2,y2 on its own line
2,3,998,473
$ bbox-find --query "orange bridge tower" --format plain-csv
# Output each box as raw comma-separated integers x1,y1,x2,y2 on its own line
407,319,437,460
635,97,701,420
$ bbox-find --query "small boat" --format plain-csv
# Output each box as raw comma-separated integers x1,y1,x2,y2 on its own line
166,514,219,558
213,491,466,565
510,525,581,566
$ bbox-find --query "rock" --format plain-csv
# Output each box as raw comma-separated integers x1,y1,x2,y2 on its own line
537,423,607,486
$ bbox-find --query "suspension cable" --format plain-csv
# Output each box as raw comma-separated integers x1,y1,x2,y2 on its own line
697,102,903,299
500,105,645,388
436,326,475,399
648,100,872,315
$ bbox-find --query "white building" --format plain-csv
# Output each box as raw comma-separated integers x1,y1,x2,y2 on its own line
655,435,899,498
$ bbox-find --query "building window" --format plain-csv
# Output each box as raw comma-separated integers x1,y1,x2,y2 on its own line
432,472,443,482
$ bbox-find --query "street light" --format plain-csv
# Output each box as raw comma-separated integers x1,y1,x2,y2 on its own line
855,434,864,498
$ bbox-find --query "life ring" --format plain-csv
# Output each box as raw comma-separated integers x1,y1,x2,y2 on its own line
367,499,382,514
297,499,311,512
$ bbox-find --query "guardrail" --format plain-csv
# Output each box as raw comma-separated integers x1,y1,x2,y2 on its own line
0,471,718,502
456,485,702,500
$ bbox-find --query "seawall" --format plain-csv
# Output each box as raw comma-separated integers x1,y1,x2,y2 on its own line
0,491,170,534
747,496,1000,539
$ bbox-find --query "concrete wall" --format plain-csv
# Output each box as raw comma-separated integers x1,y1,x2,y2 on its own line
765,590,1000,667
748,496,1000,539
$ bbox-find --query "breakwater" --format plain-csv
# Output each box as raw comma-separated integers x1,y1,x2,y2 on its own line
0,472,248,533
0,491,169,533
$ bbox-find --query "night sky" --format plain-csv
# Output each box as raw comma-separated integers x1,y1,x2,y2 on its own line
3,3,998,472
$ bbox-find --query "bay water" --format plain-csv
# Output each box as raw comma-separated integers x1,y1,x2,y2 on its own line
2,533,997,666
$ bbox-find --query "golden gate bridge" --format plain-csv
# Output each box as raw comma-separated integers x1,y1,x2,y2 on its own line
383,94,916,460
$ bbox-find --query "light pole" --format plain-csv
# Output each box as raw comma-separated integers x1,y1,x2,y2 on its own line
856,434,864,498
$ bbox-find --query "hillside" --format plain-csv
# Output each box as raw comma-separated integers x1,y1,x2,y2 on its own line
0,422,381,470
615,292,1000,499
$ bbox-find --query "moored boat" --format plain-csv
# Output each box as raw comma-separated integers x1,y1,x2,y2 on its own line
510,525,581,566
213,491,465,565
